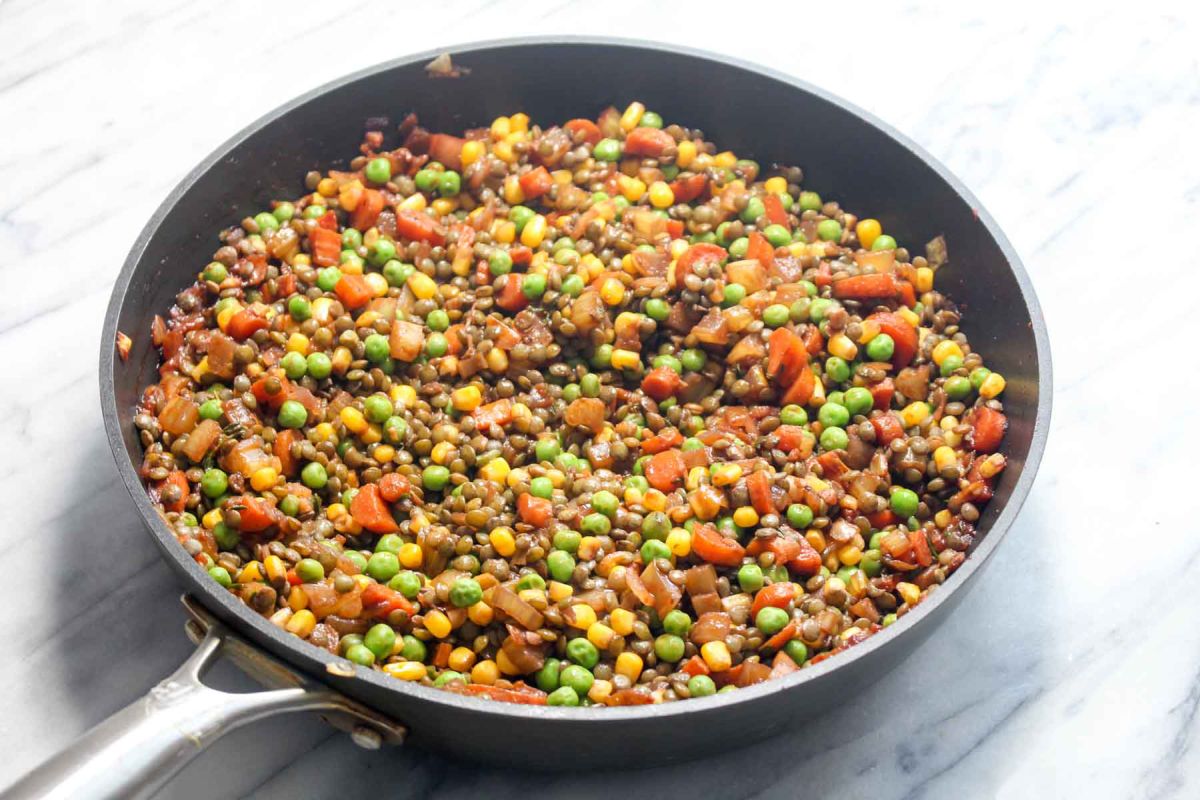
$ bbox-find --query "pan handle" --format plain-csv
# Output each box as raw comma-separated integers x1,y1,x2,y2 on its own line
2,599,404,800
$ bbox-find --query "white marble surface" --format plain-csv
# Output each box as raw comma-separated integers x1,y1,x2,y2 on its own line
1,1,1198,797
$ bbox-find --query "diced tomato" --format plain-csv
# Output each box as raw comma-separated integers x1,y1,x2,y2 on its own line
780,366,816,406
250,374,292,411
155,470,189,513
814,262,833,287
273,429,301,476
746,231,774,269
968,407,1008,453
495,273,528,312
867,509,897,528
680,655,711,677
509,245,533,265
395,210,445,245
232,495,280,533
867,312,918,368
334,274,373,310
764,621,799,652
564,118,602,146
433,642,452,668
750,582,796,618
518,166,553,199
769,650,799,678
623,127,675,157
817,450,849,478
898,280,917,308
801,325,824,356
767,328,808,388
641,366,683,402
681,446,709,471
691,524,746,567
673,243,726,290
763,193,789,226
669,172,708,203
379,473,411,503
641,427,684,454
869,378,895,410
226,308,268,341
448,683,548,705
644,449,687,492
315,210,338,230
517,493,553,527
428,133,465,171
666,219,685,239
787,538,823,576
350,188,384,231
908,528,933,567
361,582,414,618
350,484,399,533
474,399,514,430
774,425,812,457
870,412,906,445
746,470,775,515
309,227,342,267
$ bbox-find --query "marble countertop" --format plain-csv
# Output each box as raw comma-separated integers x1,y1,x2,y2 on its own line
2,1,1197,797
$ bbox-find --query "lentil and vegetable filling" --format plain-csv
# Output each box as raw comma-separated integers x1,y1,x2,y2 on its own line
133,102,1009,707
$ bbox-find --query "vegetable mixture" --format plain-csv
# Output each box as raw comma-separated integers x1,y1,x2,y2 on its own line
133,103,1009,707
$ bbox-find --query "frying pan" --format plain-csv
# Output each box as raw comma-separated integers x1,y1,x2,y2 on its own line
4,37,1051,800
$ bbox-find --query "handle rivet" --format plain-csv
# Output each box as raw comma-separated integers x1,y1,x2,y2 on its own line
350,725,383,750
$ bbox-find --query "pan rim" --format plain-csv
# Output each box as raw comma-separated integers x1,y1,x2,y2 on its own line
100,35,1052,725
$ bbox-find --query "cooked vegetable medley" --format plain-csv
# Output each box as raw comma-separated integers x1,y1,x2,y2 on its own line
134,103,1009,707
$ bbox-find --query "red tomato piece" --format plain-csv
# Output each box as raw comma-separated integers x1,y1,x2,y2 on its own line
495,273,528,312
869,378,895,410
763,193,789,226
226,308,268,341
309,227,342,267
395,210,445,245
379,473,411,503
750,582,796,618
641,366,683,402
745,231,774,269
870,412,906,446
518,166,553,199
640,427,684,454
669,172,708,203
968,407,1008,453
623,127,675,157
564,118,602,146
350,188,384,231
746,470,775,515
517,493,553,527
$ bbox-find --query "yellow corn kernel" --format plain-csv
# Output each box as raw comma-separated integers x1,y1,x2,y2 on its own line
519,589,548,611
648,181,675,209
934,509,953,529
675,140,697,168
805,529,826,552
710,463,743,487
263,554,286,583
368,444,394,465
684,466,706,492
316,177,337,197
610,350,641,373
431,197,458,216
520,214,547,248
451,385,482,412
577,536,601,561
763,176,788,194
384,661,428,681
837,544,863,566
390,385,416,410
340,406,367,434
615,651,644,682
568,603,598,630
447,646,476,672
190,356,211,383
268,608,293,628
471,659,499,685
237,561,263,583
493,140,516,164
619,101,645,131
933,446,957,473
430,441,454,465
202,509,223,530
305,424,333,446
828,333,859,361
424,609,452,638
490,116,511,140
287,586,309,612
479,457,510,486
898,307,921,327
931,340,964,367
491,220,516,245
690,490,721,520
340,254,364,275
325,503,346,521
713,151,738,169
624,487,644,507
285,609,316,637
980,372,1006,399
330,345,354,376
545,468,567,489
587,622,615,649
407,271,437,300
915,266,935,293
900,401,932,428
398,192,427,213
484,346,509,373
364,272,389,298
643,489,667,513
551,169,573,185
809,374,826,405
732,506,759,528
503,175,525,205
588,679,613,704
508,112,529,133
494,649,522,676
897,582,920,606
467,601,494,626
701,641,732,672
978,453,1007,479
216,301,243,332
250,466,278,492
669,239,690,262
398,542,423,569
542,581,572,604
282,332,308,355
610,608,635,636
855,218,882,249
460,139,486,167
857,319,882,345
666,527,692,557
618,175,647,203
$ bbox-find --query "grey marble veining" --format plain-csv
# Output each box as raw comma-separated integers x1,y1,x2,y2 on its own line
1,1,1198,798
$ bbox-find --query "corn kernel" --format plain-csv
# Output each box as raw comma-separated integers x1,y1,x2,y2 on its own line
471,659,499,685
216,301,243,332
325,503,346,521
897,582,920,606
423,610,452,638
857,319,882,345
503,175,525,205
189,356,212,383
389,385,416,410
763,176,788,194
250,466,278,492
287,586,308,611
202,508,223,530
933,446,957,473
643,489,667,512
701,641,732,672
364,272,389,298
732,506,759,528
805,529,826,552
587,622,615,649
280,333,308,356
712,150,738,169
618,175,647,203
934,509,953,529
898,307,921,327
610,351,641,374
431,197,457,217
900,401,932,428
837,545,863,566
237,561,263,583
979,453,1007,479
407,271,437,300
545,468,567,489
398,192,426,213
615,651,644,682
268,608,292,628
648,181,675,209
493,141,516,164
285,609,316,637
316,177,337,197
490,116,511,140
979,372,1007,399
461,139,486,167
447,646,476,672
666,527,692,557
485,346,509,373
624,486,644,507
855,218,882,249
610,608,635,636
450,385,483,413
520,214,547,248
508,112,529,133
932,340,964,367
577,536,601,561
264,554,286,583
399,542,423,569
683,466,705,492
495,649,521,676
430,441,454,465
568,603,597,630
676,140,697,168
384,661,428,681
915,266,935,293
809,374,826,405
468,601,493,626
828,333,858,361
588,679,614,704
710,463,743,487
619,101,645,131
340,256,363,276
338,406,365,435
493,220,516,245
479,457,510,486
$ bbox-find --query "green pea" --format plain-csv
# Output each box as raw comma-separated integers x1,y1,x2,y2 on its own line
316,267,342,292
529,476,553,500
945,375,972,400
369,238,396,266
763,304,790,328
681,437,704,452
365,157,391,184
645,297,670,321
535,437,561,463
522,273,547,299
651,354,682,374
763,224,792,247
681,348,707,371
536,658,562,692
819,426,849,451
295,462,326,493
562,383,581,403
343,550,368,573
433,670,463,688
414,168,439,193
509,205,535,232
556,452,580,472
559,664,594,695
198,399,223,421
364,623,396,661
279,495,301,517
345,644,375,667
590,490,619,518
207,565,233,588
382,260,411,287
786,503,814,529
546,686,579,706
688,674,717,697
780,404,808,426
890,487,919,518
389,571,422,599
818,402,850,428
306,352,332,379
561,274,585,297
202,261,228,283
449,578,483,608
212,522,238,550
199,469,228,502
654,633,685,663
639,111,664,128
580,373,601,398
740,197,765,223
593,138,621,161
866,333,895,362
784,639,809,665
825,357,851,383
755,606,790,635
728,236,749,259
516,572,546,591
859,550,883,577
808,298,832,323
340,251,363,271
486,248,514,276
303,204,326,220
254,212,279,232
641,539,672,563
970,367,992,390
566,637,599,668
641,511,670,541
283,295,310,322
365,552,400,582
274,352,304,381
425,332,448,358
871,234,897,251
361,395,391,425
547,550,576,583
776,192,794,211
817,219,842,242
423,465,450,491
940,354,964,377
272,202,295,222
552,529,582,554
798,191,822,212
275,400,305,429
844,387,873,416
738,563,765,592
361,333,388,364
341,228,362,250
400,634,426,662
662,610,692,636
722,282,747,307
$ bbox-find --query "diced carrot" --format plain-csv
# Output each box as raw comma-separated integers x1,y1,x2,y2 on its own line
564,118,602,146
623,127,675,157
767,327,807,388
681,655,711,677
764,621,799,651
334,274,373,310
690,524,746,567
361,582,414,618
517,493,553,527
644,449,687,492
309,227,342,267
495,273,528,312
273,429,301,476
641,427,684,454
226,308,269,341
908,528,933,567
750,582,796,618
780,366,816,406
641,366,683,402
669,172,708,203
433,642,453,669
746,470,775,515
672,243,726,290
350,484,399,533
968,406,1008,453
231,495,281,533
395,210,445,245
869,378,895,410
745,231,774,269
763,193,789,226
350,188,385,231
871,412,906,445
787,538,823,575
769,650,799,678
518,166,553,199
474,399,514,430
378,473,411,503
831,273,903,302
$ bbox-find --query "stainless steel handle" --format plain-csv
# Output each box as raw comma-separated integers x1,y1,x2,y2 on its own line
3,597,404,800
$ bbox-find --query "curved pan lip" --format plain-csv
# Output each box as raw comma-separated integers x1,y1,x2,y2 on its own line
101,35,1052,726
